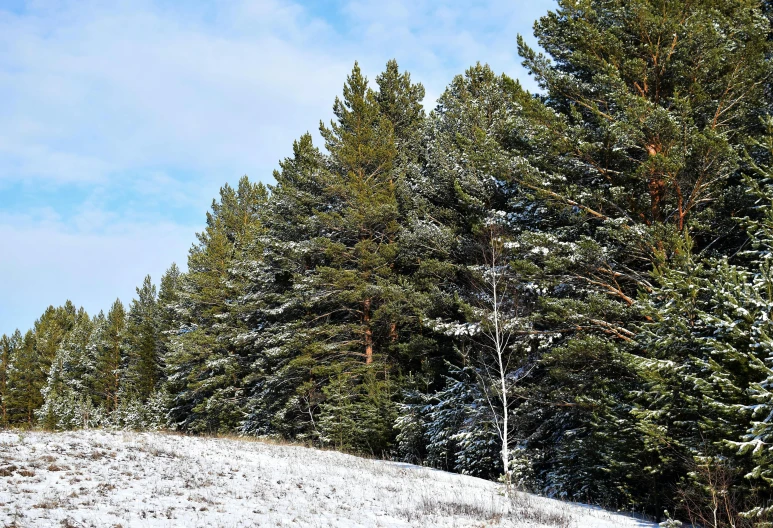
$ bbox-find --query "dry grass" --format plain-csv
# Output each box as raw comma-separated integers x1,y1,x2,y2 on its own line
397,490,575,527
0,429,653,528
510,492,573,527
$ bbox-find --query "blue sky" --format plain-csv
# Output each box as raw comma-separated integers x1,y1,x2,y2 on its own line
0,0,555,336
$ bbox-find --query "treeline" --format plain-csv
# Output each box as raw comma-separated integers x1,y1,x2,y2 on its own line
0,277,173,430
3,0,773,524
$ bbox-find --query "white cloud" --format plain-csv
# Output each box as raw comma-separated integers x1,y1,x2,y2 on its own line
0,0,556,334
0,1,354,185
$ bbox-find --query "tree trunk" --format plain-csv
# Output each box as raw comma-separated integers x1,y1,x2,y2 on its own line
389,322,398,343
364,298,373,364
489,237,511,491
646,143,666,224
648,176,666,224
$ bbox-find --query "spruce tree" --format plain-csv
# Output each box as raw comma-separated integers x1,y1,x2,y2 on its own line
236,134,330,439
725,122,773,522
166,176,267,433
420,363,500,479
632,120,773,521
405,63,541,484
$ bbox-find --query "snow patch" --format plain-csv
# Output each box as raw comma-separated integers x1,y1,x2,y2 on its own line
0,430,657,527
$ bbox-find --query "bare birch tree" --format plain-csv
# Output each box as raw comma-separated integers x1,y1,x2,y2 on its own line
465,222,531,492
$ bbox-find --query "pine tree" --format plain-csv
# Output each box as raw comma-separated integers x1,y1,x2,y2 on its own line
6,330,43,425
6,301,82,426
0,331,19,425
38,307,94,429
93,299,127,414
517,0,769,235
317,366,396,454
375,59,425,151
236,61,427,448
34,302,77,377
157,263,182,358
314,61,399,366
125,275,160,401
374,59,429,371
499,0,773,512
394,377,430,464
305,61,407,450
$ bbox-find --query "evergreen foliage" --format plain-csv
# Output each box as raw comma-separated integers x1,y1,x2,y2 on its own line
37,307,94,430
7,330,44,426
6,3,773,523
93,299,127,414
165,176,268,434
0,331,19,425
125,275,161,401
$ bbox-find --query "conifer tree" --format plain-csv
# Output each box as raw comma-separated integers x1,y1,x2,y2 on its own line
38,307,94,429
374,60,428,364
166,176,267,433
236,134,330,439
84,310,106,406
725,121,773,522
420,363,500,479
636,230,773,521
375,59,425,151
0,331,18,425
236,61,426,448
6,330,43,425
157,263,182,355
34,302,77,377
405,63,539,482
315,61,399,366
308,62,406,449
503,0,772,512
125,275,160,401
3,5,771,515
93,299,127,413
630,121,773,520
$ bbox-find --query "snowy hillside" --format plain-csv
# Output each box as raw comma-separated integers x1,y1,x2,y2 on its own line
0,430,656,528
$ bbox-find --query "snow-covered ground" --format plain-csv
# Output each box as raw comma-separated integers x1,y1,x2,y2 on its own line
0,430,657,528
